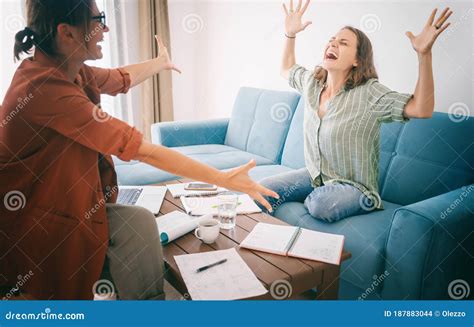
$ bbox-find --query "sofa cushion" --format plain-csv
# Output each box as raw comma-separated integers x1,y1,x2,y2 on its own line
114,144,274,185
280,98,305,169
381,112,474,205
274,200,402,292
247,165,294,182
225,87,300,163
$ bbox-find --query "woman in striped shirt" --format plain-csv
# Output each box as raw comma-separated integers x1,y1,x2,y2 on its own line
260,0,452,222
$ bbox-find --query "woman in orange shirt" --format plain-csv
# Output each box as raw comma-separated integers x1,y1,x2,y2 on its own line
0,0,277,300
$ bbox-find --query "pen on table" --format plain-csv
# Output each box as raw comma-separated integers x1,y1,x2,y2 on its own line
196,259,227,273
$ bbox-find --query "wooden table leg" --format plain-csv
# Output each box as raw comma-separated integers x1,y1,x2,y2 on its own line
316,265,340,300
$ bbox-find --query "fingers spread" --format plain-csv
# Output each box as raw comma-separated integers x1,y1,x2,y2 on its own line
436,9,452,27
436,22,451,35
283,3,289,15
427,8,437,26
301,0,311,14
252,192,273,212
296,0,302,12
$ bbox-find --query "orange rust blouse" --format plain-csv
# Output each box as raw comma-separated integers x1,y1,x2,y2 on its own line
0,50,143,299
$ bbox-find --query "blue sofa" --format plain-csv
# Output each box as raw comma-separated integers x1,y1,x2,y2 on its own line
115,87,474,300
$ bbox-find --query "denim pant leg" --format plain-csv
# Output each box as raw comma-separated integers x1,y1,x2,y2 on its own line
304,183,368,223
258,168,314,214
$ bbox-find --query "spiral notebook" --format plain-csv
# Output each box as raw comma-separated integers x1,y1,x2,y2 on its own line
239,223,345,265
166,183,227,198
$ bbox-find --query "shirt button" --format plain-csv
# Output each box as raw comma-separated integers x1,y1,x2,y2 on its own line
391,152,397,157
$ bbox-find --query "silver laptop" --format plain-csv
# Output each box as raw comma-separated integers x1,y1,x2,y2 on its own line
117,186,167,216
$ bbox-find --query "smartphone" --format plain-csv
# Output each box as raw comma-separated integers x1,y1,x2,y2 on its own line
184,182,218,191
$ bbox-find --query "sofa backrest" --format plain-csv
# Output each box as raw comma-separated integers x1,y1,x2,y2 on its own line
380,112,474,205
280,98,305,169
281,100,473,205
224,87,300,164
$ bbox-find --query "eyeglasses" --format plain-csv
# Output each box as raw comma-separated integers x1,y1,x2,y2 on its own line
91,11,106,28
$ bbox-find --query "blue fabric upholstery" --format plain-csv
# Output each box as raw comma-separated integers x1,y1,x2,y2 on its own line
381,113,474,205
280,99,306,169
115,87,473,299
274,200,402,292
151,119,229,147
224,87,300,163
114,144,274,185
382,186,474,299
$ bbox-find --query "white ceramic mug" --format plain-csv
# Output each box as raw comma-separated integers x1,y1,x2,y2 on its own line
194,218,220,244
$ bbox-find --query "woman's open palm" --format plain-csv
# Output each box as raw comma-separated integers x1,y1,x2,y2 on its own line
155,35,182,74
283,0,312,36
406,7,452,55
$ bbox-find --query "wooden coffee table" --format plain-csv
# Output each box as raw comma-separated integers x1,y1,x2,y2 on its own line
156,179,351,300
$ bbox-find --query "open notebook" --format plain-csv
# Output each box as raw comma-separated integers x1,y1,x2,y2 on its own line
240,223,345,265
180,194,262,216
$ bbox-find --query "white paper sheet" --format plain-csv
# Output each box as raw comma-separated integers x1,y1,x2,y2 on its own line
181,194,262,216
174,248,268,300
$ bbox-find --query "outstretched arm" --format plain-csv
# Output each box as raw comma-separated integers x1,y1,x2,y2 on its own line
281,0,312,79
121,35,182,88
403,7,452,119
134,141,279,212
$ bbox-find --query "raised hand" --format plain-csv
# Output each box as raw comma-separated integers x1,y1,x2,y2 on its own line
405,7,452,55
155,35,182,74
283,0,312,37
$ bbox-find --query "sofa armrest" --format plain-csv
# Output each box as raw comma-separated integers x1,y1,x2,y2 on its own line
150,119,229,147
381,185,474,299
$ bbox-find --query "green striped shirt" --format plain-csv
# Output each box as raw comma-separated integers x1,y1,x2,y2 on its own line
289,64,413,209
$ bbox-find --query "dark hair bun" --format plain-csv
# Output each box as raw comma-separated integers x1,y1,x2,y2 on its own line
14,27,35,61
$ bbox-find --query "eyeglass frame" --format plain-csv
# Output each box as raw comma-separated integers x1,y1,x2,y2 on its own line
91,11,106,28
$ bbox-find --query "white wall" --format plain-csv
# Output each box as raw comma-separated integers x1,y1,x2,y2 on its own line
169,0,473,121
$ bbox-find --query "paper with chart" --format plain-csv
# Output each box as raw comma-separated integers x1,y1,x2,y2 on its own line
166,183,227,198
239,223,299,255
180,194,262,216
155,211,211,244
288,228,344,265
174,248,268,300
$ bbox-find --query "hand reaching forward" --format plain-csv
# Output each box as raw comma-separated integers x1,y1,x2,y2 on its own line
155,35,182,74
